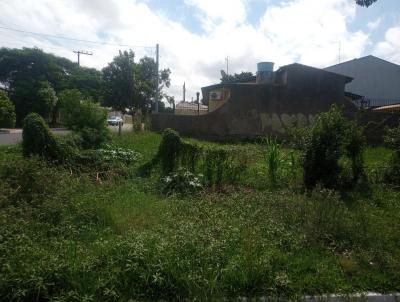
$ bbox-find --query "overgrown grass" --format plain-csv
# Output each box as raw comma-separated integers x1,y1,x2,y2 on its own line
1,131,400,301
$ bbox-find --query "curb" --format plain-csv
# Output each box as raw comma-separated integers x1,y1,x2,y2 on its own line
233,293,400,302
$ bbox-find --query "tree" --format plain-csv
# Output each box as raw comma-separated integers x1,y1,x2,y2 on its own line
12,80,57,123
220,71,254,84
101,50,136,113
0,90,16,128
101,50,171,115
356,0,378,7
136,56,171,113
0,47,102,123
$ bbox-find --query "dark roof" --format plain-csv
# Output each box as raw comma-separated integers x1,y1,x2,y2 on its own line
327,55,399,69
278,63,353,83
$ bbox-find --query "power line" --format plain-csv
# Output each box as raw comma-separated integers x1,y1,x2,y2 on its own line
0,25,154,49
0,31,74,52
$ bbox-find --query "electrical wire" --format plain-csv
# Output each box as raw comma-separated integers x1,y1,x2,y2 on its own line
0,25,154,49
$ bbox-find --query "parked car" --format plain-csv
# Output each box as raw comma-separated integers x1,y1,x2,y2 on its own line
107,116,123,126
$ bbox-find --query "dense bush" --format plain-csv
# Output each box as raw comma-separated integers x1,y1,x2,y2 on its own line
303,105,365,190
143,129,248,187
384,124,400,185
59,89,110,148
22,113,62,160
0,156,66,204
0,91,16,128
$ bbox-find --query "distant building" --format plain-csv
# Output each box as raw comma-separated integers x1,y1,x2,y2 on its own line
325,55,400,107
175,102,208,116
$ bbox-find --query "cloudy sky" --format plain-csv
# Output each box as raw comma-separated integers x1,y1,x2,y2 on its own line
0,0,399,101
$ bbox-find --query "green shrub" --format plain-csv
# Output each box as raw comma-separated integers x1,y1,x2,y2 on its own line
0,156,66,204
0,91,16,128
303,105,365,190
157,128,183,174
79,126,110,149
160,167,204,196
384,124,400,185
59,89,110,148
286,126,312,150
22,113,60,160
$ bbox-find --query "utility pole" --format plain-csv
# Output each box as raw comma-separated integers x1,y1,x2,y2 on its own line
183,82,186,102
155,43,159,113
225,56,229,74
196,92,200,116
73,50,93,66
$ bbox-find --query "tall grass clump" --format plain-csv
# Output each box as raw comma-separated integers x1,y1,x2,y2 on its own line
303,105,365,191
264,138,282,186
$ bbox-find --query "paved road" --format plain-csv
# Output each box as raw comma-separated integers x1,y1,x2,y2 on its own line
0,124,133,145
0,129,70,145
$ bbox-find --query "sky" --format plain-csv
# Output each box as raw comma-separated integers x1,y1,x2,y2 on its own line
0,0,399,102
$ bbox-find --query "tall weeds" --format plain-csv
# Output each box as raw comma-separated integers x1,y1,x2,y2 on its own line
265,138,282,186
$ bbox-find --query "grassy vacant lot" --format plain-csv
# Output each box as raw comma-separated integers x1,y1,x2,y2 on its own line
0,132,399,301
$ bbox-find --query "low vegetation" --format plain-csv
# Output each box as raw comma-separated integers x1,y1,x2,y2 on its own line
1,107,400,301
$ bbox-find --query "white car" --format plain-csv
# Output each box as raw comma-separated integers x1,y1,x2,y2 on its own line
107,116,123,126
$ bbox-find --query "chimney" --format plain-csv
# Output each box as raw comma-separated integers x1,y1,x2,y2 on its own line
256,62,274,84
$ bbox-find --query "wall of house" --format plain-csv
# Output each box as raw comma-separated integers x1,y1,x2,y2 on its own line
152,65,398,142
208,88,231,112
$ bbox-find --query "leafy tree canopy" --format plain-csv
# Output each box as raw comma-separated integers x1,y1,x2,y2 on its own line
220,71,254,84
356,0,378,7
101,50,171,114
0,47,102,123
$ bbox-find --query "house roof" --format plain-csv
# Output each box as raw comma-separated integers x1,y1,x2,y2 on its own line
278,63,353,83
325,55,400,102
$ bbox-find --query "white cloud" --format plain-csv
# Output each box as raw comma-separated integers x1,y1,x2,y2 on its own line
184,0,247,30
367,17,381,30
0,0,371,102
374,26,400,64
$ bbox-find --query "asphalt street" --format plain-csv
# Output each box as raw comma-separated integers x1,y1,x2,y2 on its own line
0,124,133,145
0,129,70,145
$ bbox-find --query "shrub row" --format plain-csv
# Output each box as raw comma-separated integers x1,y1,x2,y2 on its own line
142,129,248,187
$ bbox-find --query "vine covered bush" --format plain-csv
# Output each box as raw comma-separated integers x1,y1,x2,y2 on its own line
143,128,248,187
22,113,63,161
0,91,16,128
303,105,365,190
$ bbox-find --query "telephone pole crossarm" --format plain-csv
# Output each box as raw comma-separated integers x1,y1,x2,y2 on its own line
73,50,93,66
